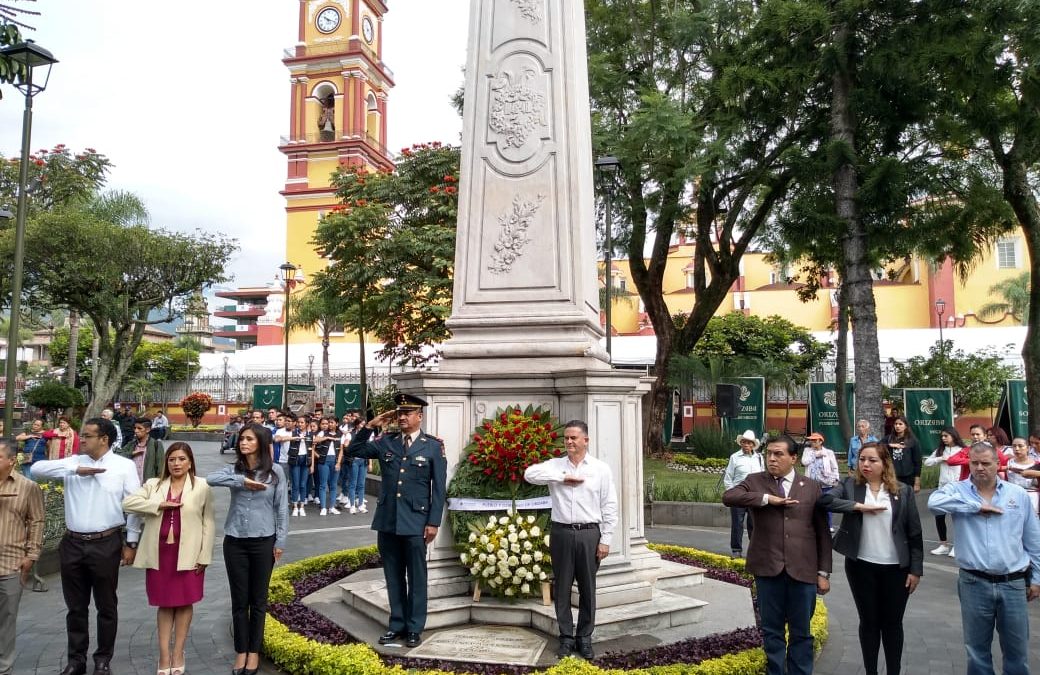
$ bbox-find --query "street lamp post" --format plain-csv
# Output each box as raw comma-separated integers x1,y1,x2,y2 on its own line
594,155,621,360
1,41,57,436
935,298,946,385
279,263,298,411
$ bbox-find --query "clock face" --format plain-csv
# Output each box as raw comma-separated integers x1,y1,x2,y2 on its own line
316,7,341,33
362,16,375,43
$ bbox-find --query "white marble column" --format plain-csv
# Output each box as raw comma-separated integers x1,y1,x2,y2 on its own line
441,0,609,371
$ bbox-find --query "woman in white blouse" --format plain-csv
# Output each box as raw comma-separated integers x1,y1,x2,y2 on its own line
820,442,923,675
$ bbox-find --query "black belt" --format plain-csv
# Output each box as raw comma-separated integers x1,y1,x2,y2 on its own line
964,568,1029,583
66,527,121,541
552,521,599,530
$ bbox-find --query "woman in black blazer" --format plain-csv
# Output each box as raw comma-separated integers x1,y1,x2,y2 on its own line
820,442,923,675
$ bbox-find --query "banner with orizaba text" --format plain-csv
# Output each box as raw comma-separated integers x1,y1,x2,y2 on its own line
808,383,855,453
902,388,954,451
722,377,766,439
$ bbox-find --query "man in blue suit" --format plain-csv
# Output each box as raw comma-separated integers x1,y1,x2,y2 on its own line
346,393,447,648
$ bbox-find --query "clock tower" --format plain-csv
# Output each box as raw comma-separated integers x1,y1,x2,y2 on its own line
280,0,394,342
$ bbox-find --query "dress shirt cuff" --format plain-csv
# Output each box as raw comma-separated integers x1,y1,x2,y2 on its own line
761,493,770,506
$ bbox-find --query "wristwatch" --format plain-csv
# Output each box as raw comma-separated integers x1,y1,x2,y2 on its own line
126,541,138,550
817,571,830,579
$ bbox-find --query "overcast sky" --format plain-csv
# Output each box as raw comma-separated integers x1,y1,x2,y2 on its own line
0,1,470,291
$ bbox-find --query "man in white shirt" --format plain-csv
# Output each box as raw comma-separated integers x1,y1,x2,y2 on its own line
524,420,618,660
723,430,764,557
31,417,142,675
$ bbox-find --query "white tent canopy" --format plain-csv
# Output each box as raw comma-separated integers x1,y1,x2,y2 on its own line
602,327,1026,368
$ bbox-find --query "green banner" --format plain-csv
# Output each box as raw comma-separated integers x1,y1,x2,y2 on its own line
722,377,766,439
334,384,363,419
251,384,316,411
1007,380,1029,439
903,388,954,451
808,382,855,452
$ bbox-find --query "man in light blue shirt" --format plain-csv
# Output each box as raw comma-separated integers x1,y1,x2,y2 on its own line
846,419,878,475
928,442,1040,675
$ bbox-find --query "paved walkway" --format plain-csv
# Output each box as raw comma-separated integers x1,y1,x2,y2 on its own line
13,441,1040,674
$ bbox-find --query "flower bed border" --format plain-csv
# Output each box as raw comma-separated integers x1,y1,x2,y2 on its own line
263,544,828,675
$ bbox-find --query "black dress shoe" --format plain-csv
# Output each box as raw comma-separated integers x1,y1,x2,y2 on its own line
556,636,576,658
378,630,402,645
576,637,594,659
405,632,422,648
242,668,259,675
93,661,113,675
60,663,87,675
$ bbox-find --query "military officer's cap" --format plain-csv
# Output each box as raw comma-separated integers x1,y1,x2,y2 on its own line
394,393,428,412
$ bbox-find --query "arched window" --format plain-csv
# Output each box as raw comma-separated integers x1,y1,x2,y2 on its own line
365,92,380,140
313,83,338,141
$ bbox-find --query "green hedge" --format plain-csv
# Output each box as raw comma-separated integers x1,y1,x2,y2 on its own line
262,544,828,675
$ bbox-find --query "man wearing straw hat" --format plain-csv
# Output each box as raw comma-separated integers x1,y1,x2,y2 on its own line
722,430,764,557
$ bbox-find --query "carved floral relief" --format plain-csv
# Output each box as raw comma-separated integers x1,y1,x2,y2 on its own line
508,0,543,23
488,194,546,274
488,67,547,149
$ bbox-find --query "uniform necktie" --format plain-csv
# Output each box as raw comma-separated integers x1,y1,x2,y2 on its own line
403,435,412,452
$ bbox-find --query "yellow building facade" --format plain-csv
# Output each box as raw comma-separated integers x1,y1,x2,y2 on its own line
602,232,1028,335
281,0,394,344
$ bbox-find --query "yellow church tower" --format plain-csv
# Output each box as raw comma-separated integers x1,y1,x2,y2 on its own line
280,0,394,342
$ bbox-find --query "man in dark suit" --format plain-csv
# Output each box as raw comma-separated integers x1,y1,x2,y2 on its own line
346,393,447,648
723,434,832,675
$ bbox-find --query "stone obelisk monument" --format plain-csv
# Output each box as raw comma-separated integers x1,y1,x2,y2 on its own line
388,0,701,638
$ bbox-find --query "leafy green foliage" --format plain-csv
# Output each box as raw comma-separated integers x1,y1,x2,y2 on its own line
586,0,816,453
131,341,200,386
311,144,459,366
890,341,1021,414
0,145,112,215
24,380,83,414
691,313,831,377
48,325,94,388
682,425,735,460
0,18,24,87
980,272,1030,324
22,206,234,416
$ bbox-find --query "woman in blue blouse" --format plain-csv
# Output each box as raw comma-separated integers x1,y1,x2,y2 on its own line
207,423,288,675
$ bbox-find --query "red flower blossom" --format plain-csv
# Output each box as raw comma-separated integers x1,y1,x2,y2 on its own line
462,405,564,488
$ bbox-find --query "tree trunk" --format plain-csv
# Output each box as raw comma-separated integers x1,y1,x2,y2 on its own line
66,311,79,389
358,327,368,418
834,280,852,445
84,323,142,420
996,155,1040,431
643,328,673,456
831,24,885,436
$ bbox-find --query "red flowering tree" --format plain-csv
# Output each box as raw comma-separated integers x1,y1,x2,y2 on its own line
180,392,213,428
463,405,564,499
311,143,459,367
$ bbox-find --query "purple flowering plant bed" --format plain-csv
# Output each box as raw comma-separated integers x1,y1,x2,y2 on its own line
269,544,767,673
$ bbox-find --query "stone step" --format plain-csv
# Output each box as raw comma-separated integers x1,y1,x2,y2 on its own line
339,569,707,643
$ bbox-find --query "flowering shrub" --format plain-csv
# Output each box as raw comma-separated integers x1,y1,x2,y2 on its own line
460,511,552,599
465,404,563,489
180,392,213,427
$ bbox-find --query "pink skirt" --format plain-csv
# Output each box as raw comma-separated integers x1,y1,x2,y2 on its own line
145,507,205,607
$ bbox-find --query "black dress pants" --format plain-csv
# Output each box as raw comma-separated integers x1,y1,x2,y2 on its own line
377,531,429,634
223,535,276,654
550,522,601,639
59,532,123,666
845,557,911,675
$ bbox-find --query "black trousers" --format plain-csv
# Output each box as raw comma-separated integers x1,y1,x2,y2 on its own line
377,531,429,634
59,532,123,666
935,514,948,541
550,523,601,639
729,506,753,552
223,535,276,654
845,558,911,675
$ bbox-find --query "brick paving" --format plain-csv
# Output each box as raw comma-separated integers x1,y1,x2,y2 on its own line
13,441,1040,673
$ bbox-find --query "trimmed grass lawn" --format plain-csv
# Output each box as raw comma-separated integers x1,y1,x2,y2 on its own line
644,457,726,503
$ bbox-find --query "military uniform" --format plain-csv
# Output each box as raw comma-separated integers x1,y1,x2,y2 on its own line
346,396,447,643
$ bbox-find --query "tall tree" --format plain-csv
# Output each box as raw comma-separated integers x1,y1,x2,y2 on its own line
924,0,1040,427
287,286,348,380
586,0,816,453
22,208,234,418
312,143,459,367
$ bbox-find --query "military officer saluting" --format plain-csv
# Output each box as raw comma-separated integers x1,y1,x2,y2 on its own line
346,393,447,648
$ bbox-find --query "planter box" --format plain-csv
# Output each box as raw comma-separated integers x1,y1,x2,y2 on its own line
169,431,224,443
